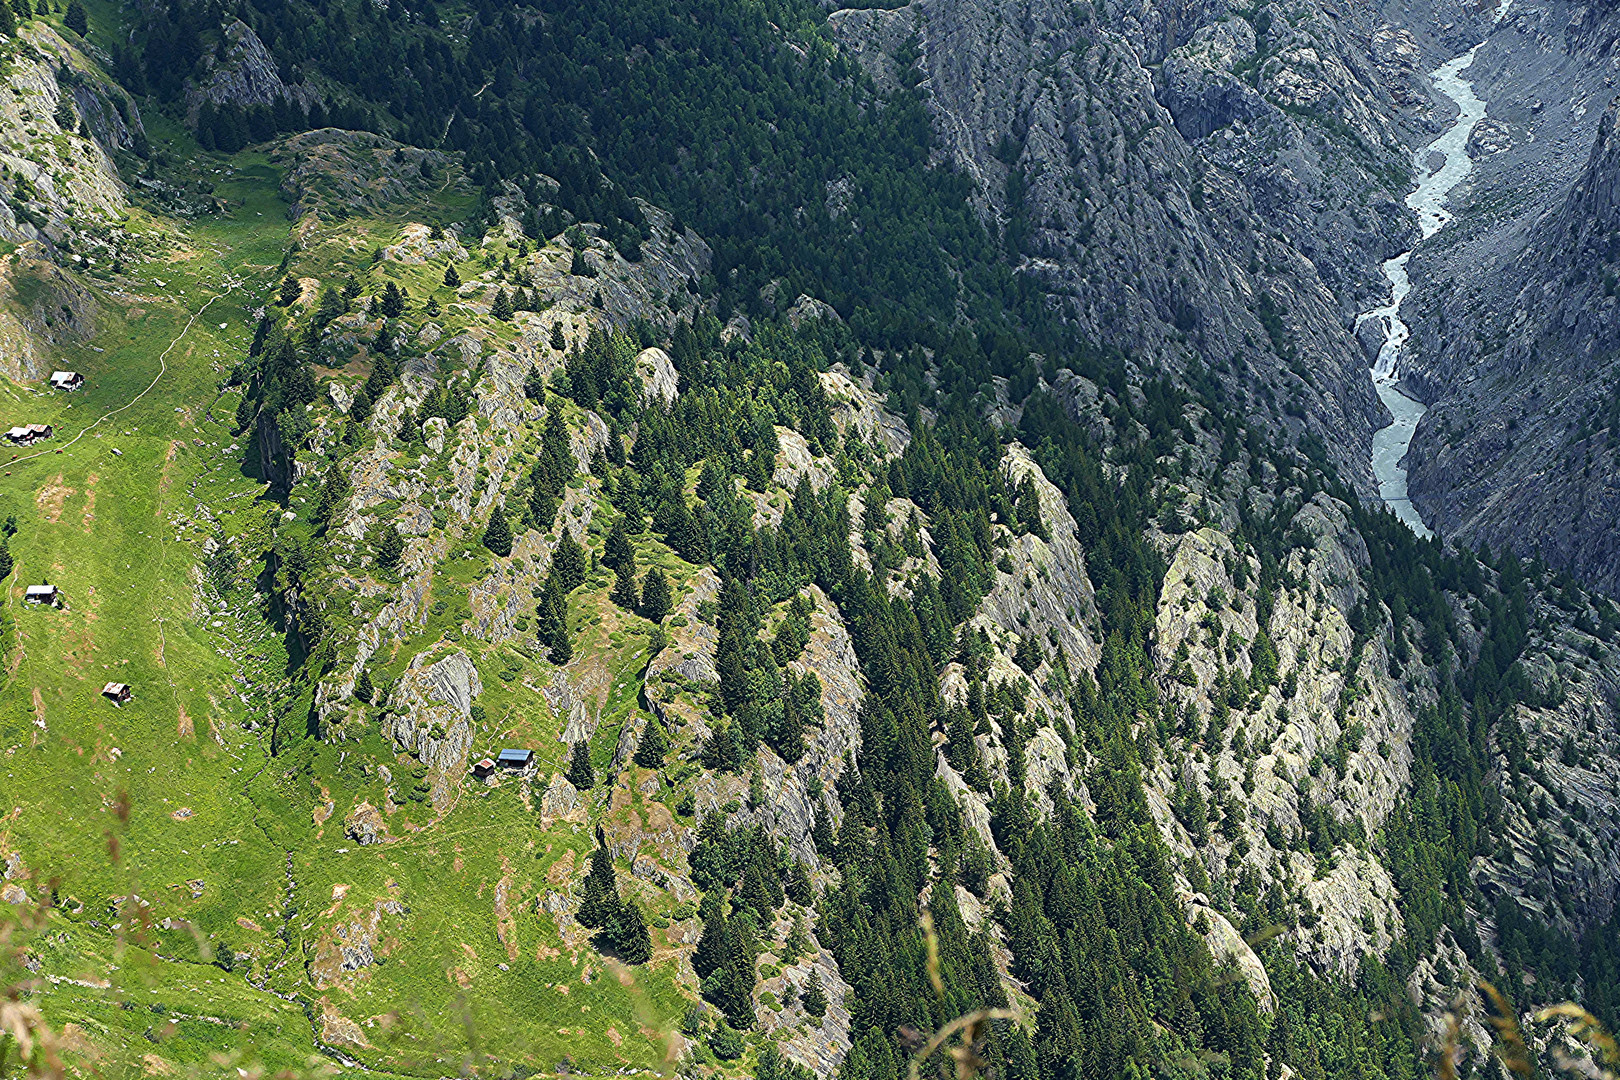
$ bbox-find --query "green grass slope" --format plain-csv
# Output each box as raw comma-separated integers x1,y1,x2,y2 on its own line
0,128,696,1076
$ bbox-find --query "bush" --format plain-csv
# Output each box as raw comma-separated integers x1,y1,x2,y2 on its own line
708,1024,743,1060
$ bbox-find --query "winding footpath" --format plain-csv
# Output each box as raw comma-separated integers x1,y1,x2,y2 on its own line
1358,4,1511,538
6,276,242,470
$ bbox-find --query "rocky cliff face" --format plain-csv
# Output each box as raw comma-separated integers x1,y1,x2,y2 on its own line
185,18,317,119
827,0,1430,492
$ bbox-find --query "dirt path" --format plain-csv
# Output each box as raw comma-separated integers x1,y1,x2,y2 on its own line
8,275,245,469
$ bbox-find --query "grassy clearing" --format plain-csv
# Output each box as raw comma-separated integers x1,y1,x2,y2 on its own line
0,133,694,1074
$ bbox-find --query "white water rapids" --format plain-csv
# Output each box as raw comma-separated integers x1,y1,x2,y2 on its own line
1358,6,1510,538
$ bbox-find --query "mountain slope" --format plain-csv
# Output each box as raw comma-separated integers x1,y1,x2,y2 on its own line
827,0,1429,490
0,0,1619,1077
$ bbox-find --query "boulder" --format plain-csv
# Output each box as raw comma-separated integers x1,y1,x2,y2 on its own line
344,802,387,846
635,347,679,405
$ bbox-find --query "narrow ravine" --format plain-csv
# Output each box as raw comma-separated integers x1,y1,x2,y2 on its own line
1359,5,1511,537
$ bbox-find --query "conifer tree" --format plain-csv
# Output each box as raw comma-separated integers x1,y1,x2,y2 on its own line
801,970,826,1017
604,518,634,570
536,574,567,650
566,739,595,791
374,522,404,571
610,562,639,611
551,530,586,592
353,667,374,703
548,622,573,665
782,911,810,961
639,567,671,623
550,322,566,351
63,0,84,33
811,801,835,857
1015,474,1048,540
691,890,727,980
576,834,617,927
1013,633,1042,674
633,717,667,769
609,899,651,964
379,281,405,318
658,494,706,562
442,263,460,288
313,462,351,526
278,275,300,305
491,287,513,320
481,504,512,557
569,249,593,277
772,690,807,764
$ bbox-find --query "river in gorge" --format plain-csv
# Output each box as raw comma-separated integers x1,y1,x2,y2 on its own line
1358,4,1511,538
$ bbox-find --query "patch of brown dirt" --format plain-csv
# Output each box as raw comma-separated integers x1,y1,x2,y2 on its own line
494,864,518,960
81,474,96,530
547,849,577,884
176,706,192,738
31,687,43,726
59,1022,101,1060
35,475,73,522
644,802,674,831
158,443,178,495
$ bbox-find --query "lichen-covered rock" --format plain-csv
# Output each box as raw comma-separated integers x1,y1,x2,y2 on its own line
827,0,1413,491
382,650,482,806
785,294,842,329
635,346,679,405
717,585,865,871
309,891,406,986
819,366,910,455
385,223,470,266
0,27,130,256
973,445,1100,672
540,775,584,822
762,952,855,1074
1182,887,1274,1010
185,19,316,118
774,428,834,493
275,130,461,223
344,802,388,846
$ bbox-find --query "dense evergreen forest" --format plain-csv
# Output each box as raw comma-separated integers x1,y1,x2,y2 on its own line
85,0,1620,1075
127,0,1021,344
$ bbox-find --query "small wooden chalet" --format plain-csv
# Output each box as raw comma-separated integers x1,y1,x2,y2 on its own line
471,758,496,778
497,748,533,770
49,371,82,391
5,424,52,445
102,682,131,704
23,584,56,604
